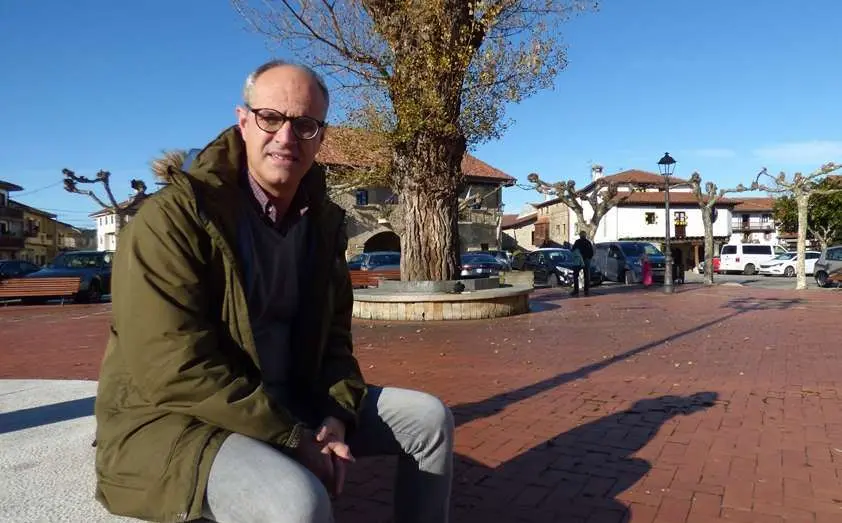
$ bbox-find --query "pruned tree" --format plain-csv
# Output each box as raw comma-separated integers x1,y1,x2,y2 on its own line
526,172,649,241
773,176,842,252
750,163,842,290
232,0,597,280
62,169,148,243
688,172,746,286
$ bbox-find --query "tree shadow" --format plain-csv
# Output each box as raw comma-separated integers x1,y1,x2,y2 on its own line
452,295,801,427
452,392,718,522
340,295,802,521
0,396,95,434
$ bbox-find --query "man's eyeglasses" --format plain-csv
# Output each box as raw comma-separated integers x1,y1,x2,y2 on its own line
244,104,325,140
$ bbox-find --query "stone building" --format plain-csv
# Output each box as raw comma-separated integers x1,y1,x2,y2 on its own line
0,180,25,260
318,128,515,257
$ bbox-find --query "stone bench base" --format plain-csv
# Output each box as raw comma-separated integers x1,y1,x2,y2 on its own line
352,285,532,321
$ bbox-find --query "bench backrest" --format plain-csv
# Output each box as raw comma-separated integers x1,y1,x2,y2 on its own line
0,277,82,297
349,269,401,288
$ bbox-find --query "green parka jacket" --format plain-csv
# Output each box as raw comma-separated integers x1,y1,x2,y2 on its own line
94,126,367,522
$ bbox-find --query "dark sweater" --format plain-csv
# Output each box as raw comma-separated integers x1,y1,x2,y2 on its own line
236,190,310,409
572,237,594,260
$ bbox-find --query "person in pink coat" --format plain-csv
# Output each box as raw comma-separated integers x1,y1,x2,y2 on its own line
641,253,653,287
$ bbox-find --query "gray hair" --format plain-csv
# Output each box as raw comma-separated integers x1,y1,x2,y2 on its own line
242,59,330,111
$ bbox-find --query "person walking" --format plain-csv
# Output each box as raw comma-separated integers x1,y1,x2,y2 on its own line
571,231,594,297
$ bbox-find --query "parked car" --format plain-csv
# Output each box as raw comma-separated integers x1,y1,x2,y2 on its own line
814,244,842,287
593,241,665,285
459,253,503,279
24,250,113,302
759,251,820,277
697,256,720,275
476,249,512,270
718,243,787,275
346,251,401,271
521,248,603,287
0,260,41,280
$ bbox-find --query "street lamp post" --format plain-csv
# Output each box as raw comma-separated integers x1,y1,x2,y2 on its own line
658,152,677,294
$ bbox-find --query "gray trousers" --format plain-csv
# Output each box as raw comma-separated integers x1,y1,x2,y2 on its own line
201,386,454,523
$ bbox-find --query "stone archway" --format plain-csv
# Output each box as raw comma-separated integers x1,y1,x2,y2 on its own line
364,231,401,252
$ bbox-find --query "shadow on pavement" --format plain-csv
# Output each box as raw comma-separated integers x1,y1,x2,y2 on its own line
451,392,718,522
0,396,95,434
451,295,802,428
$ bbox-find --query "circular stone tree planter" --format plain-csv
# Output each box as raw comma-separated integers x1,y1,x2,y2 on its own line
352,278,532,321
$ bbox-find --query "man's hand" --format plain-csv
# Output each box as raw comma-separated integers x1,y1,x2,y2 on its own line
316,416,355,497
291,428,335,491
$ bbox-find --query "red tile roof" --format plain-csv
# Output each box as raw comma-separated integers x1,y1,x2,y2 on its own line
534,190,737,209
501,214,520,228
732,197,776,212
501,212,537,229
615,191,740,206
581,169,690,192
317,127,515,185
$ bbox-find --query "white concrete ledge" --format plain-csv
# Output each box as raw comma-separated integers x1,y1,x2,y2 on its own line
0,379,137,522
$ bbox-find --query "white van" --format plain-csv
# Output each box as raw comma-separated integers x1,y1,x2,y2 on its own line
719,243,788,275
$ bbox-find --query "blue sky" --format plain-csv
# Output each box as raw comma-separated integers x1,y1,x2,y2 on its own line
1,0,840,227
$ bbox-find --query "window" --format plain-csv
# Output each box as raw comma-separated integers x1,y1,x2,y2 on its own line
761,214,771,223
674,211,687,226
0,221,7,234
355,190,369,206
0,193,6,206
721,245,737,255
742,245,772,255
806,252,821,260
645,212,657,225
827,248,842,261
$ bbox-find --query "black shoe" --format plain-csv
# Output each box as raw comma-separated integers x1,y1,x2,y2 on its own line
570,292,579,297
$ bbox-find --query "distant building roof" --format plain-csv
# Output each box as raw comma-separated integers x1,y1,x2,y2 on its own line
317,127,515,186
88,196,147,217
581,169,689,192
0,180,24,192
615,192,740,207
9,200,56,218
532,169,691,208
501,212,538,229
732,197,776,212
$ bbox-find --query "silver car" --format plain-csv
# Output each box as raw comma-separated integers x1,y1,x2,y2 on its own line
814,245,842,287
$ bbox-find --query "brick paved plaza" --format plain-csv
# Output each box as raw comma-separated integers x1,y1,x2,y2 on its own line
2,284,842,522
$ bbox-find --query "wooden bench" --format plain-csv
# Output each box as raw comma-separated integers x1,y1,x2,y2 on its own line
0,277,82,304
828,269,842,285
350,269,401,289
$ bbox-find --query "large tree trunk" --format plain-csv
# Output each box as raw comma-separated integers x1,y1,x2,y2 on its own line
702,205,715,286
394,133,464,281
795,193,808,290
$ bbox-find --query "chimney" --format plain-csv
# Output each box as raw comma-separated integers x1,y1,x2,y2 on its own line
591,164,604,182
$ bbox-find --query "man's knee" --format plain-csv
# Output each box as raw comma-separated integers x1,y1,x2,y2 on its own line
273,478,332,523
412,391,454,446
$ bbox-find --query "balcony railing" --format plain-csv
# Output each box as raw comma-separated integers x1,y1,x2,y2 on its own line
0,207,24,220
0,234,25,249
731,221,774,232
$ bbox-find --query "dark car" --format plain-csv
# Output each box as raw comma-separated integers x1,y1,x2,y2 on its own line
522,248,603,287
0,260,41,279
594,241,665,285
25,250,114,302
459,253,503,279
476,250,513,270
346,251,401,271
